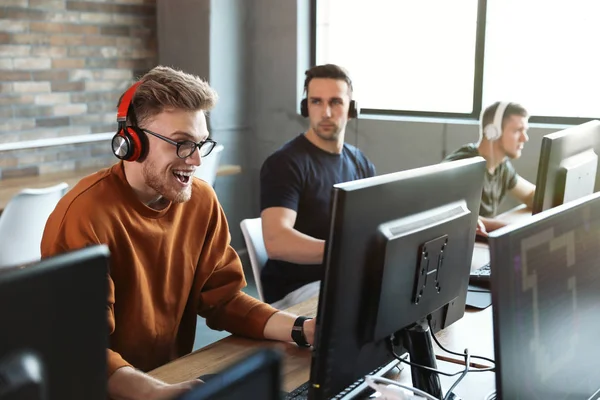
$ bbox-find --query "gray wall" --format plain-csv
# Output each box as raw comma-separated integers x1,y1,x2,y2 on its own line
159,0,567,248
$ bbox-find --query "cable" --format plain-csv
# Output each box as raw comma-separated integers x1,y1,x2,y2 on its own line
467,288,491,293
442,350,470,400
365,375,440,400
483,390,497,400
389,336,464,377
427,317,496,367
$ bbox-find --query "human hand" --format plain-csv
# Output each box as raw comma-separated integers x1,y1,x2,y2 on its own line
154,379,203,400
476,218,488,237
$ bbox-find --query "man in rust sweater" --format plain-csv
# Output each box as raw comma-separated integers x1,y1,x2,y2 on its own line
41,66,315,400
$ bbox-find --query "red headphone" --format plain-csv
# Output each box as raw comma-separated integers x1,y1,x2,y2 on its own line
111,81,147,162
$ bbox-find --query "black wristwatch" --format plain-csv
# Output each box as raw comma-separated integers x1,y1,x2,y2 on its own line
291,316,312,347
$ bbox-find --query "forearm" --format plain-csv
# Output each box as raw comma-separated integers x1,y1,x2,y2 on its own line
108,367,167,400
266,229,325,265
479,216,507,232
263,311,315,345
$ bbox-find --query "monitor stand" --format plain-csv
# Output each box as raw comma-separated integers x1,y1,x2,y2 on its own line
403,323,442,398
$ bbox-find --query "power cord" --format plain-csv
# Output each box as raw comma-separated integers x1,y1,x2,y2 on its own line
427,316,496,369
483,390,497,400
442,350,469,400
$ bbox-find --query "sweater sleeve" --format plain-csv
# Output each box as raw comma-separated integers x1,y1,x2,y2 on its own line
41,201,133,377
195,197,278,338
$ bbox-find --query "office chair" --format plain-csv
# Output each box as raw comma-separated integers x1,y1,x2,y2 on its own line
194,144,225,187
0,182,69,268
240,218,268,302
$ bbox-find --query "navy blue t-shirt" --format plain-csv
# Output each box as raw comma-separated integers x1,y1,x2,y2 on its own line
259,134,376,303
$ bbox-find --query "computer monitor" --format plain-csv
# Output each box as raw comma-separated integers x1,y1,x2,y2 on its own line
532,120,600,215
308,157,486,400
0,246,109,400
176,349,282,400
490,191,600,400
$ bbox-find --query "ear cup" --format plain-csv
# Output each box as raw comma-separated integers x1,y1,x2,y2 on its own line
348,100,359,119
300,98,308,118
484,101,510,141
112,126,145,162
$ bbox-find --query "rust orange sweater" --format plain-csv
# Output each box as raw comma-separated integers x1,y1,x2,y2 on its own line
41,162,277,376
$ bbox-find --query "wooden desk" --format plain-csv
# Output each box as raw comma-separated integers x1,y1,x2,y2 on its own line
0,164,242,212
149,297,495,396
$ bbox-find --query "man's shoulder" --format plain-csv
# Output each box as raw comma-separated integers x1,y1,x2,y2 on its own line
444,143,479,161
262,135,310,168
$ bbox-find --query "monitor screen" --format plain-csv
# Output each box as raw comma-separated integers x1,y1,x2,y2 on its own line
176,349,282,400
532,120,600,214
308,157,486,400
490,191,600,400
0,246,109,400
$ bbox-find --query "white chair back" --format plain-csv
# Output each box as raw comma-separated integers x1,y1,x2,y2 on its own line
0,182,69,268
240,218,269,302
194,144,225,187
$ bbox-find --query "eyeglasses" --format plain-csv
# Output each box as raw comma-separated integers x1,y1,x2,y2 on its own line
142,129,217,159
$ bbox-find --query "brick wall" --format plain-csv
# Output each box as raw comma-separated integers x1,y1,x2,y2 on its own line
0,0,157,179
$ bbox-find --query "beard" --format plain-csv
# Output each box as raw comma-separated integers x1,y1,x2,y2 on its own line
313,121,342,142
142,159,192,204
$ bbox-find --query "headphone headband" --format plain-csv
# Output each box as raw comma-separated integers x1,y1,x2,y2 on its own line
117,81,142,123
483,101,510,142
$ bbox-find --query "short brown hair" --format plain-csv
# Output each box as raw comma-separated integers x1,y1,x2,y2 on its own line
120,65,218,127
304,64,353,95
481,101,529,131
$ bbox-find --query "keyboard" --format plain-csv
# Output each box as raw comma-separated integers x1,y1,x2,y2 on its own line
469,262,491,286
284,376,373,399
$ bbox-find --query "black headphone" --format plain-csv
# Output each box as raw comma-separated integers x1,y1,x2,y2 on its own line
300,98,358,119
111,81,148,162
299,67,359,119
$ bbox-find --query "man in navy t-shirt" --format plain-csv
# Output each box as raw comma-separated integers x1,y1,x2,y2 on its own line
259,64,376,306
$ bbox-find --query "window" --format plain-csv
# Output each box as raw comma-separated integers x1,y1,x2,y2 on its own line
315,0,600,122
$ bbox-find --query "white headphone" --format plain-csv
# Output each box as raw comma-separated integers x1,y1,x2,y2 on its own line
482,101,510,142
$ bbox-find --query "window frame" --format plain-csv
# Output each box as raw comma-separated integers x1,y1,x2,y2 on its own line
310,0,596,125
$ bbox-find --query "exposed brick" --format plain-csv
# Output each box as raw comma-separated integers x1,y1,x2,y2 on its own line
85,80,130,92
0,19,29,33
58,148,89,162
0,156,19,169
39,161,75,175
0,70,31,82
100,25,130,36
52,58,85,69
13,57,52,70
29,21,63,33
72,91,120,103
0,119,36,132
65,24,99,35
0,33,11,44
84,35,118,46
69,69,94,81
130,27,153,38
70,114,104,125
29,0,67,10
0,44,31,57
31,46,68,57
53,103,87,116
79,12,113,24
0,8,46,21
16,153,58,166
0,94,34,106
0,60,13,70
116,37,142,47
0,107,13,119
34,93,70,105
36,116,70,127
50,35,86,46
1,0,28,6
91,124,116,134
85,58,119,68
86,102,116,113
112,14,155,26
32,70,69,81
68,46,109,57
13,106,53,118
13,82,51,93
75,156,114,170
100,69,132,80
10,33,51,45
0,83,13,93
51,81,85,93
1,166,39,179
43,11,80,23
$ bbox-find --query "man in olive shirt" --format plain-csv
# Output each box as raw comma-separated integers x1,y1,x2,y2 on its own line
445,101,536,233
